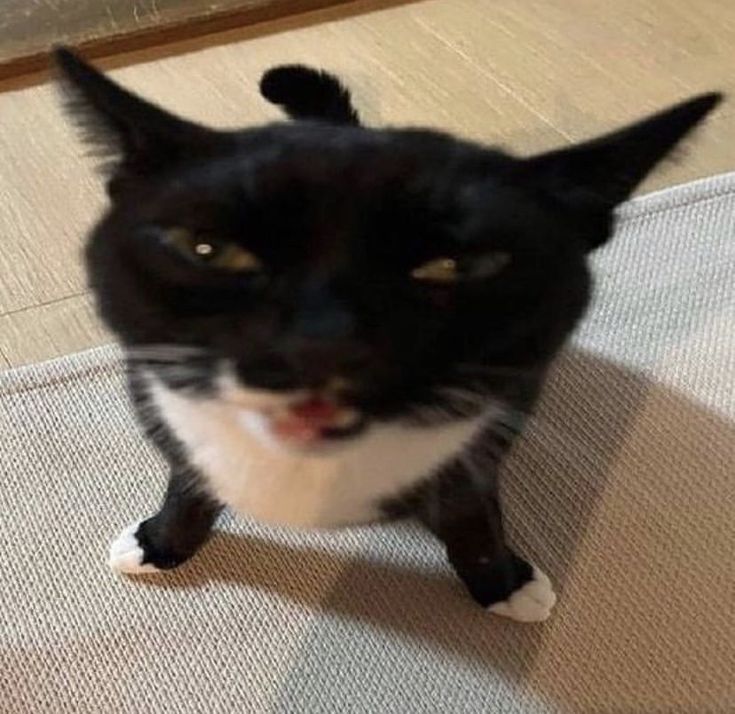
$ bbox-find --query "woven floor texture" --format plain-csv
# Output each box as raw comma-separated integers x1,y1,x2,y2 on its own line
2,173,734,713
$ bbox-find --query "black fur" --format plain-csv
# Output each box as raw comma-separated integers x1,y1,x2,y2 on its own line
260,64,360,125
54,48,721,605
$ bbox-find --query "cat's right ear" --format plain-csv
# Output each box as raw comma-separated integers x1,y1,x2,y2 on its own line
54,48,219,197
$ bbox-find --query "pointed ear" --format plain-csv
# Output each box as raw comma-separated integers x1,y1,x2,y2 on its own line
54,48,219,196
524,93,722,216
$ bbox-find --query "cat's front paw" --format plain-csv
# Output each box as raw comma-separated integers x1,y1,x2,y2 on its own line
108,521,161,574
488,565,556,622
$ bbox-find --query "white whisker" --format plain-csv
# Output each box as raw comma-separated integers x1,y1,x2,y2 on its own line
126,344,209,364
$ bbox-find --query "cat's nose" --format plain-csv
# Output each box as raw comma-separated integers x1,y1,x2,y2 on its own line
291,277,355,341
292,304,354,341
235,353,303,391
236,341,370,392
286,338,371,384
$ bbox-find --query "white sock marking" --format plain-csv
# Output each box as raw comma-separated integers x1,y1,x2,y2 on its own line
488,565,557,622
108,521,160,574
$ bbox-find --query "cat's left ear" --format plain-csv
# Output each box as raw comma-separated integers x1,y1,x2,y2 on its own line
54,48,221,197
523,93,722,246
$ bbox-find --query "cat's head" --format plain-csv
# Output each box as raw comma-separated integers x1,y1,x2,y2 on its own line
56,49,720,449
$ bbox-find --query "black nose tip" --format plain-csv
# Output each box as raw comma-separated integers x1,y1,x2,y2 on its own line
236,341,372,393
235,354,302,391
293,305,354,341
292,278,355,341
290,338,372,380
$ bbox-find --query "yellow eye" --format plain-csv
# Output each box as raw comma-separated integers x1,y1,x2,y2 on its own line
162,227,262,273
411,257,458,284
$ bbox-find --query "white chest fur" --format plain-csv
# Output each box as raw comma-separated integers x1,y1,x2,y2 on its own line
149,379,482,528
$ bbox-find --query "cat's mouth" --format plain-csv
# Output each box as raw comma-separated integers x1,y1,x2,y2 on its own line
266,394,365,444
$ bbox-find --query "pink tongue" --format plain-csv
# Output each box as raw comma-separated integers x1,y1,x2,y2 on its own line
272,397,340,442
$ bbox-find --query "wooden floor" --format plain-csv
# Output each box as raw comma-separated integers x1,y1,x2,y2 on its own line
1,0,735,368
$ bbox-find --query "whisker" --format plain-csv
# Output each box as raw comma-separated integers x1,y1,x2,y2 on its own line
486,419,520,442
126,344,210,364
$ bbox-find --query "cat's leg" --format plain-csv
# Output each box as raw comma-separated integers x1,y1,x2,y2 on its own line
412,458,556,622
109,468,221,574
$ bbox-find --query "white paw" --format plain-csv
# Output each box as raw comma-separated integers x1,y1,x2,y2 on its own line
488,566,557,622
108,521,160,574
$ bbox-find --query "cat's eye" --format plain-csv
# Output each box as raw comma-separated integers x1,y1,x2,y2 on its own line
411,258,458,284
162,227,262,273
410,252,511,285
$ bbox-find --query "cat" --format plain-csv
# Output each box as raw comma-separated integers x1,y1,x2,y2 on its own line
55,48,720,622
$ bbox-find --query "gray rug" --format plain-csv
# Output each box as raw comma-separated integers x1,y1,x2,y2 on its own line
2,172,734,713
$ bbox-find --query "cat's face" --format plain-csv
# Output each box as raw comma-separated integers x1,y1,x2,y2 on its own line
89,125,592,441
56,50,720,449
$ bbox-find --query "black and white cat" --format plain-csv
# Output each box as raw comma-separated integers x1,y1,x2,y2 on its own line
55,49,720,622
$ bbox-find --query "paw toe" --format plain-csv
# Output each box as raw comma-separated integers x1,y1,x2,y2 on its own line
488,565,556,622
108,521,160,574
